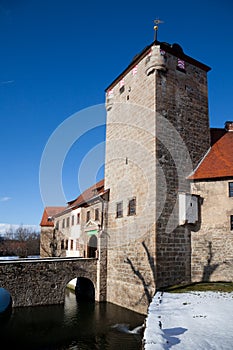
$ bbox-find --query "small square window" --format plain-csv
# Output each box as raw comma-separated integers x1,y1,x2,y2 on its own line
128,198,136,216
229,182,233,197
231,215,233,231
116,202,123,218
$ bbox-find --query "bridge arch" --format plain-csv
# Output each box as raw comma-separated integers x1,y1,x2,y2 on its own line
75,277,95,301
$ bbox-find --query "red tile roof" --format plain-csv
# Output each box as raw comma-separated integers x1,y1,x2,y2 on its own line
67,179,105,208
188,131,233,180
40,180,106,225
40,206,66,227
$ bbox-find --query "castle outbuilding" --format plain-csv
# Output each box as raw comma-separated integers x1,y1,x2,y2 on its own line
189,121,233,282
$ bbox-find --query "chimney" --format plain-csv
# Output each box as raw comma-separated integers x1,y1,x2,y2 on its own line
225,121,233,132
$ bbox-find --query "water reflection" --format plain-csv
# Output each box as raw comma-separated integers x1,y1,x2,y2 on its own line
0,288,145,349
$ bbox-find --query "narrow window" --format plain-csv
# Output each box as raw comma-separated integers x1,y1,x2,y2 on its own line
95,208,99,221
229,182,233,197
116,201,123,218
55,221,59,230
62,219,65,229
70,239,73,250
231,215,233,231
61,239,64,250
71,215,74,226
76,239,80,251
128,197,136,216
66,217,70,227
119,85,125,94
86,210,90,222
77,213,80,224
65,239,68,250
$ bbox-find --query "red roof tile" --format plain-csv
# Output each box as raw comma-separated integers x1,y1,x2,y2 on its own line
67,179,105,208
40,206,66,227
188,131,233,180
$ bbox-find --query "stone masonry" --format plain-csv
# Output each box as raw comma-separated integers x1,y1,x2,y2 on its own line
0,257,97,307
191,179,233,281
104,41,211,315
155,43,210,288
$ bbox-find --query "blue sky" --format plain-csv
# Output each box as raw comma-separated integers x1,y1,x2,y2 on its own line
0,0,233,230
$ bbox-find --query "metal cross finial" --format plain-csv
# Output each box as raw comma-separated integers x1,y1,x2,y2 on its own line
153,19,164,42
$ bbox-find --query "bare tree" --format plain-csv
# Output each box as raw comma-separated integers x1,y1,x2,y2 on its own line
1,225,40,257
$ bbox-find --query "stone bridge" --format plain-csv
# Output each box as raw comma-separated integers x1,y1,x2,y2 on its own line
0,257,106,308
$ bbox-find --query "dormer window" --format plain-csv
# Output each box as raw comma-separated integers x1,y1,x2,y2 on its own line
92,188,98,195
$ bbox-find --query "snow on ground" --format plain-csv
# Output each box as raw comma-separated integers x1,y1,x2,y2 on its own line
143,290,233,350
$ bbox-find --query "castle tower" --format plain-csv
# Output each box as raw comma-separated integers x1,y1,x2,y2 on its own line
104,39,211,314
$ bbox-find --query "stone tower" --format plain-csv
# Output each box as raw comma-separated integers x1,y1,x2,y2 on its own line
104,40,211,314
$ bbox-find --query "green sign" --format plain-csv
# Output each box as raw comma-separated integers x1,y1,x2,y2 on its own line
87,229,97,236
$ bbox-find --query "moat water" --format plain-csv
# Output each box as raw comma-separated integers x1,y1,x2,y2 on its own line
0,288,145,349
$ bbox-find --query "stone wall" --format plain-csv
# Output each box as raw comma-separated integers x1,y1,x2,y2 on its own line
104,43,211,314
40,226,56,258
191,179,233,281
0,257,98,307
155,47,210,288
105,46,157,315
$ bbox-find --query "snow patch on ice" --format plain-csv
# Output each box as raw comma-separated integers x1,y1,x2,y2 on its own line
143,290,233,349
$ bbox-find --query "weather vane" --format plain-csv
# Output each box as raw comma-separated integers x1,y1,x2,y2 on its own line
153,19,164,42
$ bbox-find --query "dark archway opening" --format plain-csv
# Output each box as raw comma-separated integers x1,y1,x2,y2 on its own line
87,235,97,258
75,277,95,302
